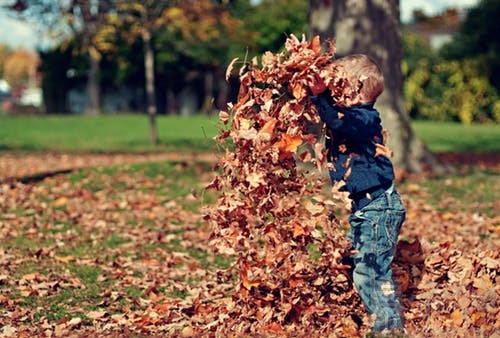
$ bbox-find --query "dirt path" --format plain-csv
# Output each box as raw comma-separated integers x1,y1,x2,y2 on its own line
0,151,498,183
0,151,219,182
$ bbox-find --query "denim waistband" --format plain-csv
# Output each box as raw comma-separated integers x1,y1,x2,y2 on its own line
351,182,393,211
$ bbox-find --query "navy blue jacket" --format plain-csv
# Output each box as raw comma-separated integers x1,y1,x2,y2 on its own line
311,92,394,211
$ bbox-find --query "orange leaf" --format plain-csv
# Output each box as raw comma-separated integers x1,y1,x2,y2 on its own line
239,267,259,290
309,35,321,53
154,302,170,313
260,322,285,334
450,309,463,326
51,197,68,207
274,134,302,154
292,221,306,238
289,277,304,288
259,118,277,138
54,255,75,263
441,212,454,221
291,81,306,99
471,312,485,326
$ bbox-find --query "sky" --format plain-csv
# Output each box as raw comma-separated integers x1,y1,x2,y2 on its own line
0,0,481,51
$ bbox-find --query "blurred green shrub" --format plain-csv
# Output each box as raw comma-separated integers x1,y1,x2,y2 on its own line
403,31,499,124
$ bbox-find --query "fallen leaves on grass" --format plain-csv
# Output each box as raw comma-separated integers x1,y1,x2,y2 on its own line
0,159,498,337
0,162,233,337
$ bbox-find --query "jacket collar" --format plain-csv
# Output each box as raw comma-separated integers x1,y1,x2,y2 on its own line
335,102,375,111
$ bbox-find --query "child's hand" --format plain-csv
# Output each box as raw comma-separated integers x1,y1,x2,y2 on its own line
307,73,327,96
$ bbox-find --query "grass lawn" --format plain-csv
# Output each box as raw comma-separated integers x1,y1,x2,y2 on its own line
0,114,499,154
0,114,220,153
411,120,500,153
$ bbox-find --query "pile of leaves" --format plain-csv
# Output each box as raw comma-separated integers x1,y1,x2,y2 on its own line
204,35,369,336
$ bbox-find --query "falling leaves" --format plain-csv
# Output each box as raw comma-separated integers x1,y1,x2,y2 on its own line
273,133,303,158
204,35,368,336
204,34,499,337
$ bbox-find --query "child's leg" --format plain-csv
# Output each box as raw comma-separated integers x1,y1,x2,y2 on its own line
348,189,405,332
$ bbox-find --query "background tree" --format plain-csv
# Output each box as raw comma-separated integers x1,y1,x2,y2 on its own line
308,0,445,173
3,49,38,88
68,0,115,116
0,44,13,79
110,1,175,145
156,0,245,113
107,0,244,143
440,0,500,90
7,0,115,116
238,0,308,54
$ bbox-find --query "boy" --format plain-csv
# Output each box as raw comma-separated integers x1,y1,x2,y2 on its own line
308,54,406,334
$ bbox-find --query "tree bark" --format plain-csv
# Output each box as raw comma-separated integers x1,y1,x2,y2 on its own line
308,0,446,174
142,29,158,145
78,0,103,116
201,70,214,115
86,52,100,116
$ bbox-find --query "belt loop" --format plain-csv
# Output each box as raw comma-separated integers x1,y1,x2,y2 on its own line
385,183,394,208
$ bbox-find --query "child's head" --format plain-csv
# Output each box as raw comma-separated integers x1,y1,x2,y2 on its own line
334,54,384,104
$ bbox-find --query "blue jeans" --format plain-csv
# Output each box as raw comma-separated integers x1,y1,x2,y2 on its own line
347,185,405,332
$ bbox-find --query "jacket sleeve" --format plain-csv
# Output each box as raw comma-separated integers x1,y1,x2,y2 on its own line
310,93,345,131
310,94,379,139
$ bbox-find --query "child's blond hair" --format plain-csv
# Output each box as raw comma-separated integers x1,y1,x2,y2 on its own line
334,54,384,103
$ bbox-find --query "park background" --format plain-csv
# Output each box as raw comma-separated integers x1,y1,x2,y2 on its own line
0,0,498,337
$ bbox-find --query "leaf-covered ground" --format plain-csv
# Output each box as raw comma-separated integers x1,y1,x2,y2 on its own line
0,153,498,337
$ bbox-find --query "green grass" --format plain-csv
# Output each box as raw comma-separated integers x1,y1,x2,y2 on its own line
400,166,499,216
0,114,220,153
411,120,500,153
0,115,498,154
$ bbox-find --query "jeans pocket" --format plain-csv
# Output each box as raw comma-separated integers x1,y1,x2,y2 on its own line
376,209,405,253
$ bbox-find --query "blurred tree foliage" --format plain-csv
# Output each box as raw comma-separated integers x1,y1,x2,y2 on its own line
3,49,38,88
0,44,13,79
403,31,500,124
235,0,308,54
403,0,500,124
9,0,498,123
440,0,500,90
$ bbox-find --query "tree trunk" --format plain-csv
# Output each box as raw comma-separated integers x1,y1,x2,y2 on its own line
143,29,158,145
85,52,100,116
308,0,446,174
166,86,177,115
200,70,214,115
